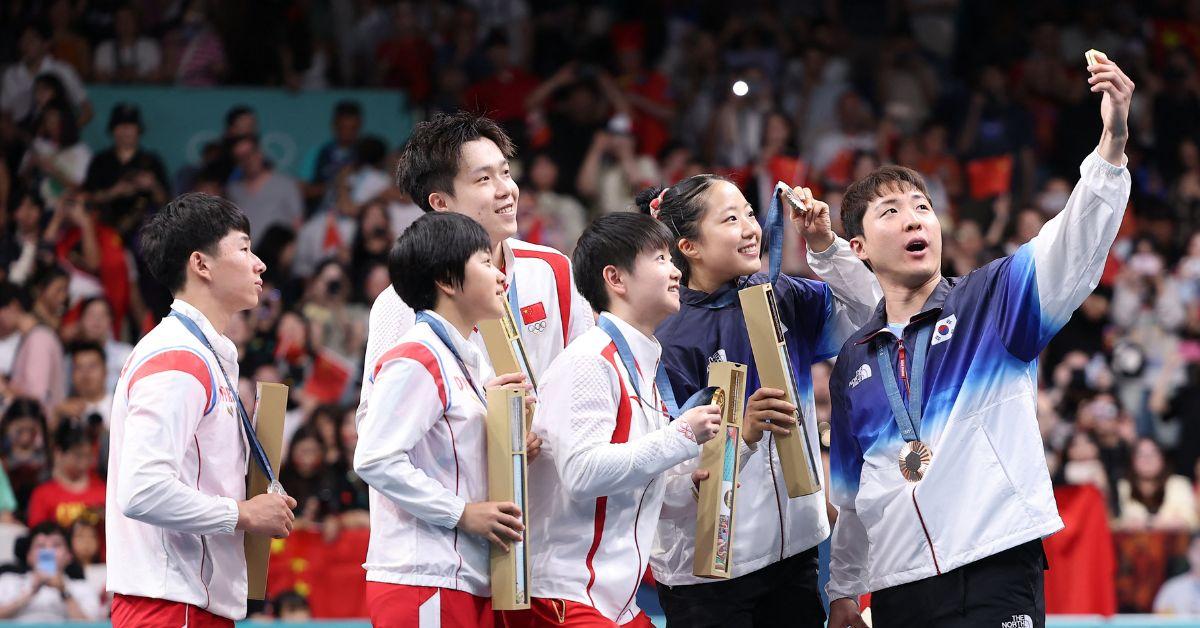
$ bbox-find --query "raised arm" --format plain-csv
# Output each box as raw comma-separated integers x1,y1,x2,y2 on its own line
996,53,1133,360
793,186,883,334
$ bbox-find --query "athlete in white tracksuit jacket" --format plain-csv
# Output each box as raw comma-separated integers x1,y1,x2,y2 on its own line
825,52,1134,628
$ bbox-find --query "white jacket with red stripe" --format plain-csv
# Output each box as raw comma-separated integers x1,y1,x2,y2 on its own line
354,311,496,596
105,300,249,620
528,313,703,624
359,238,593,397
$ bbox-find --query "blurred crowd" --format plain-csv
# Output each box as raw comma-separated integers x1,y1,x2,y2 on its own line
1,0,1200,620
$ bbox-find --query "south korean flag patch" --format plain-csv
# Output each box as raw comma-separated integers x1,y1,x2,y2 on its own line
931,314,956,346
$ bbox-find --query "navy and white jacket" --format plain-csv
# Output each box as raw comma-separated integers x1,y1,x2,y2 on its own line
651,238,880,585
826,150,1131,599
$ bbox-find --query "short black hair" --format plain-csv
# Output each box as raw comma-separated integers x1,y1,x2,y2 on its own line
841,165,931,241
67,340,105,364
225,104,255,130
32,73,67,103
37,99,80,147
333,100,362,119
0,282,21,310
53,421,88,453
355,136,387,168
140,193,252,294
634,174,732,284
396,111,516,213
30,264,68,296
572,212,674,313
389,212,491,312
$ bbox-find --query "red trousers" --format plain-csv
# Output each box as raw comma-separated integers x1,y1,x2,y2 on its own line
498,598,654,627
366,582,494,628
111,594,234,628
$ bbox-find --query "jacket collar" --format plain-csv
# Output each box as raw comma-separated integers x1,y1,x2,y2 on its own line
856,276,954,345
170,299,238,363
599,311,662,385
418,310,487,376
679,281,738,308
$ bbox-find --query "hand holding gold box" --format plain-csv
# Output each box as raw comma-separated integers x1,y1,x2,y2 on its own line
485,385,531,610
480,299,538,428
694,362,748,579
739,283,821,497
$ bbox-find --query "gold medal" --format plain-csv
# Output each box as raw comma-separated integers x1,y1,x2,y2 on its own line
898,440,932,482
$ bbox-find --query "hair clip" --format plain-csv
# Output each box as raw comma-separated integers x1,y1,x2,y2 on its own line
649,187,670,219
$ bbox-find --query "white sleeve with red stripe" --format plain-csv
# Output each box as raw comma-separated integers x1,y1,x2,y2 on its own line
116,349,240,534
354,344,466,529
658,456,701,516
539,352,700,502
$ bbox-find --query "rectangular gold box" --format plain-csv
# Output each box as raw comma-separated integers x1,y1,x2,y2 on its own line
245,382,288,600
738,283,821,498
693,362,748,579
485,386,531,610
480,299,538,429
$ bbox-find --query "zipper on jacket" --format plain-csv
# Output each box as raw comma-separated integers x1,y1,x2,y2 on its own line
910,489,941,574
766,434,786,561
199,535,211,608
618,479,654,620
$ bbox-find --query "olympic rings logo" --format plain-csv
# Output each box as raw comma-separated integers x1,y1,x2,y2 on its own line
526,321,548,334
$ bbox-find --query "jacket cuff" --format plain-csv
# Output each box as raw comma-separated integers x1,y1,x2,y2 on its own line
441,496,468,530
218,497,240,535
1087,147,1128,173
807,235,848,260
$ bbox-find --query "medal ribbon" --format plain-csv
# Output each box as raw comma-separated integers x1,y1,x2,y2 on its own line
874,323,933,442
416,311,486,405
507,269,523,327
596,315,716,419
169,311,282,491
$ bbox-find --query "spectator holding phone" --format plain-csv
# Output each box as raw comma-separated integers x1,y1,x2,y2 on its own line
0,521,103,621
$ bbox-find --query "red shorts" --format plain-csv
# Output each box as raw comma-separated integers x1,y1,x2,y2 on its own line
365,582,494,628
111,594,233,628
500,598,654,627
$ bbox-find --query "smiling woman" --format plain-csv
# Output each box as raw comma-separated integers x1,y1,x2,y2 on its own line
642,173,881,627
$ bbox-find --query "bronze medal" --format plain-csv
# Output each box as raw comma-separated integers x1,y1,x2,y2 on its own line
898,440,933,482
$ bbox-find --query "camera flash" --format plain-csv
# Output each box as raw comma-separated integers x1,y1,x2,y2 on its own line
732,80,749,97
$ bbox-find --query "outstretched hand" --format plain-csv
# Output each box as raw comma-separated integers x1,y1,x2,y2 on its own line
785,186,835,254
1087,51,1134,165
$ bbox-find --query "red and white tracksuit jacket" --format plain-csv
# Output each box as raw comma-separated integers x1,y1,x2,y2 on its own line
359,238,593,416
527,313,704,625
354,311,497,596
106,300,249,620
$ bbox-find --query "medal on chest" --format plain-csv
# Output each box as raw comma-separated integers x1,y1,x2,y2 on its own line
875,322,935,482
898,440,933,482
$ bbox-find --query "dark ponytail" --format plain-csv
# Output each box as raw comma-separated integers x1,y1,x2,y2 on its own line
634,174,730,283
